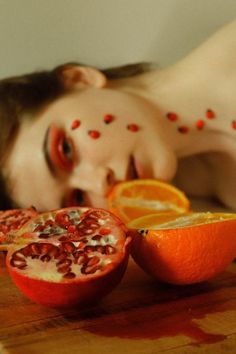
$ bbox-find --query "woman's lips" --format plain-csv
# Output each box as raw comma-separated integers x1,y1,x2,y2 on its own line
126,156,144,180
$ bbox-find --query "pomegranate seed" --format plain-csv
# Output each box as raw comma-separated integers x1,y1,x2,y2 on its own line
105,245,116,255
206,109,215,119
92,234,102,241
88,130,101,139
71,119,81,130
60,242,76,253
40,243,54,255
45,219,54,227
232,120,236,129
40,254,51,262
34,224,45,232
87,256,100,267
30,243,41,255
84,245,96,253
74,255,87,265
67,225,76,233
32,255,40,259
63,272,76,279
95,245,106,254
178,126,189,134
127,123,139,132
12,251,25,260
38,233,50,239
20,245,32,257
166,112,178,121
82,265,101,275
103,114,114,124
55,251,68,262
99,228,111,235
196,119,205,130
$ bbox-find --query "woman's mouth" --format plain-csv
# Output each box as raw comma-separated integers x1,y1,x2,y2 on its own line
127,156,139,179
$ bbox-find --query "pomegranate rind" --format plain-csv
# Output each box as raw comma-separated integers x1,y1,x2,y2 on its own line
130,216,236,285
6,207,131,308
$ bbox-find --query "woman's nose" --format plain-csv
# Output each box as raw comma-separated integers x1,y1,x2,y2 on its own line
71,166,116,197
95,167,115,196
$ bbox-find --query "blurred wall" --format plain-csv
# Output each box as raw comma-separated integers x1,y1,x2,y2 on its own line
1,0,236,78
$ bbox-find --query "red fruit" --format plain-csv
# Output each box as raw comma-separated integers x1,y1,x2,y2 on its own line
0,207,38,251
6,207,131,308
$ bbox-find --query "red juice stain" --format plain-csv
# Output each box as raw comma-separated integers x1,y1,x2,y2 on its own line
84,274,236,345
88,304,227,344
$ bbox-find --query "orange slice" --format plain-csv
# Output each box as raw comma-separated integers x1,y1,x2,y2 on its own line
128,212,236,285
107,179,190,222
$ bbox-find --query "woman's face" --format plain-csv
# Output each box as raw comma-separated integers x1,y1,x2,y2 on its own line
4,84,176,211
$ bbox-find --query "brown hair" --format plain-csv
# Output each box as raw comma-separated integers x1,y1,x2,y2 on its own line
0,62,150,210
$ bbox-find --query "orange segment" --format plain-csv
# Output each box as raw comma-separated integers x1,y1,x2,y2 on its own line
107,179,190,222
129,212,236,285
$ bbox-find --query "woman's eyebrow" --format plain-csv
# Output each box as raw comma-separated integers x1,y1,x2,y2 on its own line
43,127,57,177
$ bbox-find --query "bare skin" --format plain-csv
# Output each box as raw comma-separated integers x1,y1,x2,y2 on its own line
3,20,236,211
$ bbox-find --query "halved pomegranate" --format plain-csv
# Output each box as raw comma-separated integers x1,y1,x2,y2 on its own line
0,207,38,251
6,207,131,308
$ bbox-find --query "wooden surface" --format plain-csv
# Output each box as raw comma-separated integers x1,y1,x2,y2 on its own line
0,198,236,354
0,253,236,354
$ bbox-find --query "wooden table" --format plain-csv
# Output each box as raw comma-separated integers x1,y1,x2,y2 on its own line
0,199,236,354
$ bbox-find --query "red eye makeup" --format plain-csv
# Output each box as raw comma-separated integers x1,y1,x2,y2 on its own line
44,125,76,174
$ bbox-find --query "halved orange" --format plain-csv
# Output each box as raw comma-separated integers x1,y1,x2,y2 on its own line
107,179,190,223
128,212,236,285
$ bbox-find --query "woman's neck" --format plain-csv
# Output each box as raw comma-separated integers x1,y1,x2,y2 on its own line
109,56,235,158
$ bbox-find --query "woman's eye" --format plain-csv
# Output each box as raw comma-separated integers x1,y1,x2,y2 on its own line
48,125,76,172
60,137,74,162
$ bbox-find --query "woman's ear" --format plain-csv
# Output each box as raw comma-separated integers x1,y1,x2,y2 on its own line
60,65,107,90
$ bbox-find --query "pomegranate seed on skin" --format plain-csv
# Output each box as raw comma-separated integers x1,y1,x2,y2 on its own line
232,120,236,129
206,109,215,119
88,130,101,139
71,119,81,130
127,123,139,132
196,119,205,130
103,114,114,124
178,126,189,134
166,112,178,122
